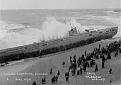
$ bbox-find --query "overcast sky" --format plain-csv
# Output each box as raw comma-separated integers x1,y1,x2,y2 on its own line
0,0,120,9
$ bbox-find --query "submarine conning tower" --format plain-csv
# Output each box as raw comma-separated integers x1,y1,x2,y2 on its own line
68,27,78,36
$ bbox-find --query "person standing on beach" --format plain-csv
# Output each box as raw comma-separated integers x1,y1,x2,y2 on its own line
32,81,36,85
62,61,65,67
107,53,111,60
50,68,53,75
102,55,105,69
65,72,69,82
95,64,98,72
42,76,46,84
102,61,105,69
109,68,112,74
85,50,87,56
70,56,72,64
57,70,60,77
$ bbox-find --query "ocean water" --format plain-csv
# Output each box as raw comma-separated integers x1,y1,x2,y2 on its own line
0,9,121,49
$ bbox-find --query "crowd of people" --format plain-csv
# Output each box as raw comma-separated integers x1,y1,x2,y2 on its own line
32,40,121,85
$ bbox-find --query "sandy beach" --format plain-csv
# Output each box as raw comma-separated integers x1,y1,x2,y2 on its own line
0,38,121,85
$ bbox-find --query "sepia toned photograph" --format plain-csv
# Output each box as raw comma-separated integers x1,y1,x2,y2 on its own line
0,0,121,85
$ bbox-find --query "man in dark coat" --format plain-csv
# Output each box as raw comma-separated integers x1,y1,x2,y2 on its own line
32,81,36,85
57,70,60,76
95,64,98,72
109,68,112,74
42,76,46,84
51,75,56,84
50,68,53,75
102,61,105,69
65,72,69,82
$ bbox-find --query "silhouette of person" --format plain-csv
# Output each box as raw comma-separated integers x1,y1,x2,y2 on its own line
57,70,60,76
50,68,53,75
95,64,98,72
109,68,112,74
32,81,36,85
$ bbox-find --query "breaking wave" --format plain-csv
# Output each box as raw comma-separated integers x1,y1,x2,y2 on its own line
0,17,82,49
0,16,120,50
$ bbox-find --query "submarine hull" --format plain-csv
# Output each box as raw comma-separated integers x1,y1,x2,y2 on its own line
0,27,118,64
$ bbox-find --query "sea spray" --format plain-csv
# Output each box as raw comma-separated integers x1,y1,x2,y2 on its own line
0,21,9,39
0,20,42,49
0,16,120,50
41,17,70,40
0,17,75,49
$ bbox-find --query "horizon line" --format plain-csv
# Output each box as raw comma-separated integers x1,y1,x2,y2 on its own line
0,8,121,10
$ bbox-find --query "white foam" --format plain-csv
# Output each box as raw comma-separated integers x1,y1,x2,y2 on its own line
0,21,8,40
0,16,120,50
0,17,72,49
41,17,70,40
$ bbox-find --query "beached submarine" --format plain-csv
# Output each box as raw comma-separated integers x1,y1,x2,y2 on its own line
0,26,118,65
